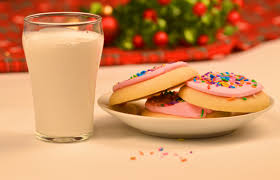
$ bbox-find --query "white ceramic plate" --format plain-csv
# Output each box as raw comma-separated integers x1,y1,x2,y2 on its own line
98,93,274,138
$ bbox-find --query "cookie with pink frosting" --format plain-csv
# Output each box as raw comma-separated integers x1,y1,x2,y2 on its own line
179,72,270,113
142,91,230,118
109,61,198,105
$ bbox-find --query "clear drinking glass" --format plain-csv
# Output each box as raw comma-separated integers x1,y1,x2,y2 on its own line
22,12,104,143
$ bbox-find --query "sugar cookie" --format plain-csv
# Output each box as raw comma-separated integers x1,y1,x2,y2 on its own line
109,62,198,105
179,72,270,112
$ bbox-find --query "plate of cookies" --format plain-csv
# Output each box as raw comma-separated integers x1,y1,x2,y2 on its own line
98,62,274,138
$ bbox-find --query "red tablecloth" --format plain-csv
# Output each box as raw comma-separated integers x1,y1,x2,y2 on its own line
1,0,280,72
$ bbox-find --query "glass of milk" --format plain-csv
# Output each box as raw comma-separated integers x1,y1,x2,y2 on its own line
22,12,104,143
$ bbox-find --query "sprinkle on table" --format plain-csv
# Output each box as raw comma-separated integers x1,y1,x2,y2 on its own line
180,158,187,162
130,147,193,163
177,138,185,141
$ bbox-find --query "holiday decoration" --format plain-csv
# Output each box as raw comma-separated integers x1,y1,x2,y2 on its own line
227,10,241,24
153,31,169,47
158,0,171,6
90,2,102,14
143,9,158,22
193,2,207,16
84,0,241,49
197,35,209,45
102,16,119,45
133,35,145,48
1,0,280,72
102,5,113,16
216,29,227,40
233,0,244,7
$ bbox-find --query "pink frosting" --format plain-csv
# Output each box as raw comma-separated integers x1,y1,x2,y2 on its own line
187,81,263,97
187,72,263,98
145,101,211,118
113,61,188,91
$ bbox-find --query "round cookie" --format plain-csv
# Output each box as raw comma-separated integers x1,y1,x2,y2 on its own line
109,62,198,105
179,72,270,113
142,91,230,118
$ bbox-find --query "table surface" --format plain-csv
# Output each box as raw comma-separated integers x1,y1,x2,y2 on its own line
1,40,280,180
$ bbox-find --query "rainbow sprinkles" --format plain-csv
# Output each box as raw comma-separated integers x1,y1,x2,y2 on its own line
187,72,264,98
113,61,188,91
129,64,166,80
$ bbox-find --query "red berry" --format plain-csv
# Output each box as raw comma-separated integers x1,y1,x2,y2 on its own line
158,0,171,6
197,35,209,45
214,4,222,10
143,9,157,22
153,31,168,47
193,2,207,17
133,35,145,48
233,0,243,7
102,16,119,45
227,10,241,24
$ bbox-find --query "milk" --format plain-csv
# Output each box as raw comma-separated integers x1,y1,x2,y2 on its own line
23,28,104,137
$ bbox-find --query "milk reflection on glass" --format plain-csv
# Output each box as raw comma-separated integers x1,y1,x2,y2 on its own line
22,13,104,143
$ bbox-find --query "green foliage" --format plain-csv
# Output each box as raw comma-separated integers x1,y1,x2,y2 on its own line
88,0,240,50
184,28,197,44
90,2,102,14
224,25,237,35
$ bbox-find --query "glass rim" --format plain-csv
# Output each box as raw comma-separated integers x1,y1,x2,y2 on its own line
24,12,102,26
